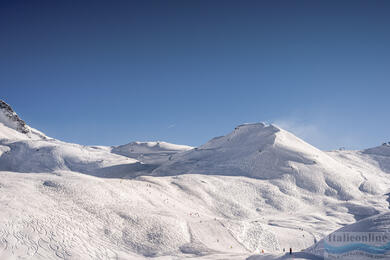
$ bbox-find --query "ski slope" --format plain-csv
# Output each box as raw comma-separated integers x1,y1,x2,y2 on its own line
0,100,389,260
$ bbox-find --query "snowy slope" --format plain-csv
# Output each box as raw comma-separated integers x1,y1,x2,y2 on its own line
0,100,389,260
112,141,193,164
305,212,390,259
363,144,390,173
326,146,390,210
250,212,390,259
327,143,390,177
0,139,139,177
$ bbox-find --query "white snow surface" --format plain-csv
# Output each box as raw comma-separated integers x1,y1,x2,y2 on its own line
112,141,193,164
304,212,390,259
0,101,389,260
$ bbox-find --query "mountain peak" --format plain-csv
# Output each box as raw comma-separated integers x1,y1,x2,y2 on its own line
154,122,318,177
200,122,280,150
0,100,48,140
234,122,280,132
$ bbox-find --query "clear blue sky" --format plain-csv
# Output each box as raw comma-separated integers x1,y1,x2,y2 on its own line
1,0,389,150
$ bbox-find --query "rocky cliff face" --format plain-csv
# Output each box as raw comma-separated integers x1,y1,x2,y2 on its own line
0,99,49,140
0,100,30,134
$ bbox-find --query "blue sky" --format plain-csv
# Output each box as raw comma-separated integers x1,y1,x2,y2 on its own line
1,0,389,150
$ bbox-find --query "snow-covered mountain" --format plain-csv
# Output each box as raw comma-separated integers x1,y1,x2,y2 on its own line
0,100,389,260
0,100,48,140
0,100,138,175
153,123,370,200
0,100,189,177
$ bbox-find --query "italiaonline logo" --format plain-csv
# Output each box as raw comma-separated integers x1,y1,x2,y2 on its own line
324,232,390,259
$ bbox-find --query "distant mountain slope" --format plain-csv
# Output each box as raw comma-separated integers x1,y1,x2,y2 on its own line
0,100,139,176
0,100,190,177
363,144,390,173
112,141,193,164
0,139,139,176
327,147,390,197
